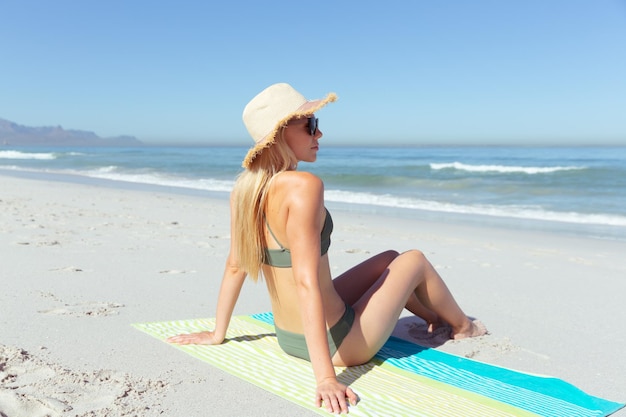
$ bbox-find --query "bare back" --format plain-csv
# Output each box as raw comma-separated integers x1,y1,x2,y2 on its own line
261,171,346,333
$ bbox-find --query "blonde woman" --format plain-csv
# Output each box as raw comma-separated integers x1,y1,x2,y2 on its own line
167,83,487,414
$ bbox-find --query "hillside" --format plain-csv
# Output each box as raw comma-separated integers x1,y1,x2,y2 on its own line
0,118,143,146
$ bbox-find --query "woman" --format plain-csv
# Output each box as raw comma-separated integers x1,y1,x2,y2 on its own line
167,83,487,414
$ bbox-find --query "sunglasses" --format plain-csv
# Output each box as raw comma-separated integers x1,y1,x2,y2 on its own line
306,117,319,136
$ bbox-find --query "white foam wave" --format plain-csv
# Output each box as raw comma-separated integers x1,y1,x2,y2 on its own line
324,189,626,227
430,162,584,174
93,166,119,174
0,165,21,170
82,169,235,193
0,165,234,193
0,150,57,160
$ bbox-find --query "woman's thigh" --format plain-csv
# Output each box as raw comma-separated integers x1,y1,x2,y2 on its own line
333,250,426,366
332,250,398,306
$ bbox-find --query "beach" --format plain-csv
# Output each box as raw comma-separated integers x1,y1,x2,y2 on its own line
1,173,625,416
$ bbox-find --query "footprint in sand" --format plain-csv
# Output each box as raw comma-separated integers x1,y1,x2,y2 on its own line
49,266,84,272
158,269,197,274
0,345,167,416
344,248,370,254
38,302,124,317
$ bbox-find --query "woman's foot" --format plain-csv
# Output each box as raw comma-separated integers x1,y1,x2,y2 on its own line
426,318,446,333
451,319,488,340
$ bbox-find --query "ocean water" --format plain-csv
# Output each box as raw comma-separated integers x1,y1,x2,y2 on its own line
2,145,625,240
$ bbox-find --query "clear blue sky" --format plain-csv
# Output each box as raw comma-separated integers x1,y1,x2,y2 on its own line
1,0,625,146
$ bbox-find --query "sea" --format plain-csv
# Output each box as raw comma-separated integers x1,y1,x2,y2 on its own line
2,145,626,241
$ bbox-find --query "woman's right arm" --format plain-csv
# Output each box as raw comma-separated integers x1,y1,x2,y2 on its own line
167,192,247,345
209,251,247,342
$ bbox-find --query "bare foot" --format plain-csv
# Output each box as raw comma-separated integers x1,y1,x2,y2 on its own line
426,318,446,334
451,319,488,340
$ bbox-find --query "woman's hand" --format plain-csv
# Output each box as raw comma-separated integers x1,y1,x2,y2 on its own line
166,331,223,345
316,378,359,414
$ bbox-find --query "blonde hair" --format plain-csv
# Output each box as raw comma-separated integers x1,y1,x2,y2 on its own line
232,128,297,281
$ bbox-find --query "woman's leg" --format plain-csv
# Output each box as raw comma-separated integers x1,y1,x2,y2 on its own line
332,250,399,305
405,294,441,330
333,250,439,326
333,250,486,366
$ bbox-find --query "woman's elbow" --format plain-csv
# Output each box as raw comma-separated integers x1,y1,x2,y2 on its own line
224,255,244,276
294,274,320,295
226,263,242,275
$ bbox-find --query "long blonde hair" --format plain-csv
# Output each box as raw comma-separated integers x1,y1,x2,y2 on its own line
232,129,297,281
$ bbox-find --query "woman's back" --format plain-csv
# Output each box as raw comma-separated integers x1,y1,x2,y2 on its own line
261,170,346,333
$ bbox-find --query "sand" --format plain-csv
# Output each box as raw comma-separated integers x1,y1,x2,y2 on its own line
1,173,624,416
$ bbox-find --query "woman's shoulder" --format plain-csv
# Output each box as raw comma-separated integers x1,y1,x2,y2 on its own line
276,170,323,190
273,171,324,207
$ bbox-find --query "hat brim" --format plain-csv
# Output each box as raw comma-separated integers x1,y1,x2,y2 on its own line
242,92,337,169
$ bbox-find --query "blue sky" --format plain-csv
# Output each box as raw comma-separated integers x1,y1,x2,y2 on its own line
1,0,625,146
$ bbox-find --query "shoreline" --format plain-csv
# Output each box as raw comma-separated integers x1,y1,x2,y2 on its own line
3,167,625,243
1,173,625,416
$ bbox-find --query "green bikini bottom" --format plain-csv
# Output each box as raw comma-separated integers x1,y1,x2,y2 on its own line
274,303,355,361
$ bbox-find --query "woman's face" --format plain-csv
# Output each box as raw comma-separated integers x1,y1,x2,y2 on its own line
283,115,323,164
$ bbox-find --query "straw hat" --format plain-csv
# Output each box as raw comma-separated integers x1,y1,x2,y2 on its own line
241,83,337,168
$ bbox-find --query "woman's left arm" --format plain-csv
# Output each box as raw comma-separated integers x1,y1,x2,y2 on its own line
286,172,355,414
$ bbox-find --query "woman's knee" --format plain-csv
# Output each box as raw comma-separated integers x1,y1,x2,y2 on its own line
401,249,426,261
380,249,400,262
396,249,429,272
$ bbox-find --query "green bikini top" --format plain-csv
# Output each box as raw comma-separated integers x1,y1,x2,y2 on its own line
263,208,333,268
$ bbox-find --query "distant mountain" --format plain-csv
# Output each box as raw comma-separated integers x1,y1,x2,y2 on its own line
0,117,143,146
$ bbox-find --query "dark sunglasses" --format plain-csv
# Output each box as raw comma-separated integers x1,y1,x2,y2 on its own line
306,117,319,136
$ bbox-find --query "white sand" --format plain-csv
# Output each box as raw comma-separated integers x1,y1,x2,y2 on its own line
1,174,624,416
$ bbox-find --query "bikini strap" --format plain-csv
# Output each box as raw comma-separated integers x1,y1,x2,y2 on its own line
264,172,288,251
264,215,286,250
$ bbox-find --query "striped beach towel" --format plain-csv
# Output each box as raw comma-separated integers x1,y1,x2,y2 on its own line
133,313,624,417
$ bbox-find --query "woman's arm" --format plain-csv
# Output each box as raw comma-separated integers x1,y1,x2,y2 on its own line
210,252,247,342
167,192,246,345
286,172,355,413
